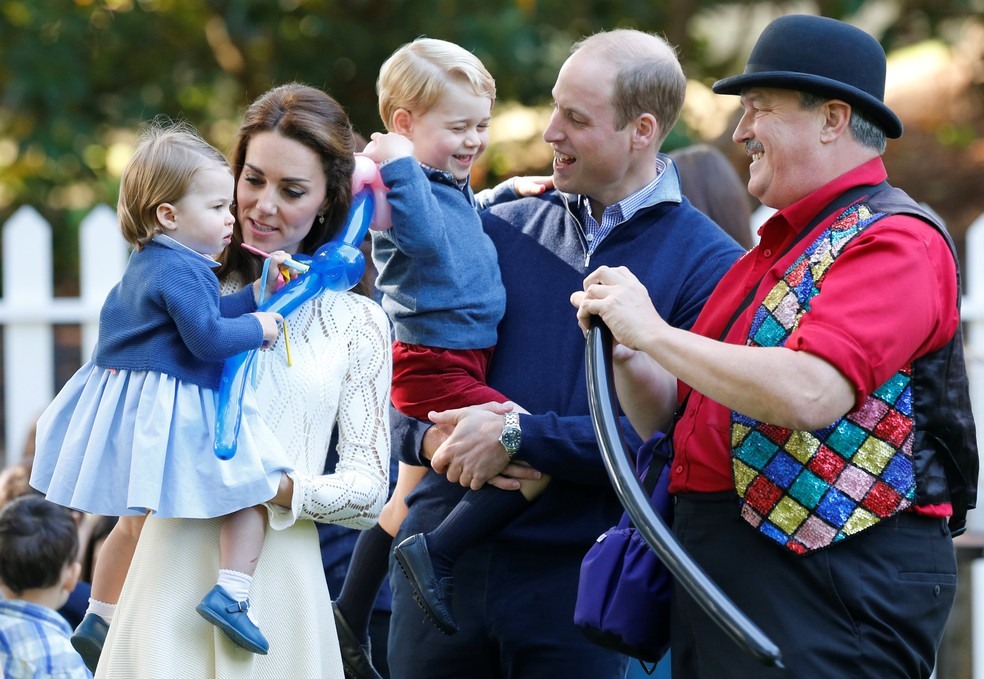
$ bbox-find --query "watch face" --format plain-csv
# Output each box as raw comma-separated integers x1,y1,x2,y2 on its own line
501,429,521,450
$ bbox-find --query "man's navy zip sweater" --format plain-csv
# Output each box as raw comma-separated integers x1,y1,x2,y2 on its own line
395,166,745,550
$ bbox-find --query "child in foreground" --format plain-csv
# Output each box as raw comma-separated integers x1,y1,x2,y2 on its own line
331,36,552,679
0,495,91,678
30,120,293,670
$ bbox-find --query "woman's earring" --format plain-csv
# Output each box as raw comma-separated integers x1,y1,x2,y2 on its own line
318,213,325,225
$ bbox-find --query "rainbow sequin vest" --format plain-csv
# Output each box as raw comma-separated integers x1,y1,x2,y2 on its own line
730,199,917,554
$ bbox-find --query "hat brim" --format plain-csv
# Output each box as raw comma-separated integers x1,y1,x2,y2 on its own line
712,71,902,139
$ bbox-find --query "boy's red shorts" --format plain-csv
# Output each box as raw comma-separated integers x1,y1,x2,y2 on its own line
391,341,509,419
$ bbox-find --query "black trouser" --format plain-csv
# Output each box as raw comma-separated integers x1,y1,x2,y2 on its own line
387,542,629,679
671,492,956,678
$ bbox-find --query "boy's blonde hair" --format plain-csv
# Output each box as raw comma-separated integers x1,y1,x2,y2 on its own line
117,118,230,249
377,37,496,131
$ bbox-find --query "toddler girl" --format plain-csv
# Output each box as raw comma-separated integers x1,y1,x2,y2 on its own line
30,120,292,670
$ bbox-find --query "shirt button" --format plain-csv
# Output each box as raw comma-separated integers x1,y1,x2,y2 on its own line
586,233,595,242
763,248,773,257
675,465,683,474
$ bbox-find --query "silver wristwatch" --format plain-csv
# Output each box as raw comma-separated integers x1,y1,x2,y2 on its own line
498,412,522,459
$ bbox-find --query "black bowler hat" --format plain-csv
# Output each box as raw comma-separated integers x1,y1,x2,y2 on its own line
712,14,903,138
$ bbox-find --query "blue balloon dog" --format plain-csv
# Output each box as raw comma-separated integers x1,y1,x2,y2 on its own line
213,156,388,460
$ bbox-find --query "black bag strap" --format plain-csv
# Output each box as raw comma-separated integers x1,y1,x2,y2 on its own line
643,181,889,491
642,440,673,495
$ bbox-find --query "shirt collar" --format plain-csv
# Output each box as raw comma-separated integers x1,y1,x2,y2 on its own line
151,234,221,269
760,157,888,239
567,154,680,223
420,163,470,190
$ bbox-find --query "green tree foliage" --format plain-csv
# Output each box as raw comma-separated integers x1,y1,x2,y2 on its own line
0,0,980,292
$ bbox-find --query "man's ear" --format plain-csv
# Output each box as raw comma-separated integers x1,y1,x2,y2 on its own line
391,109,414,137
156,203,178,232
820,100,852,142
630,113,659,150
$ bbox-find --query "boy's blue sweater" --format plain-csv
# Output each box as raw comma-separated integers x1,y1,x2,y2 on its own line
371,156,506,349
94,238,262,390
396,165,745,549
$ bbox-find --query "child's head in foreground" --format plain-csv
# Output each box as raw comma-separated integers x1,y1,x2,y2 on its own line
0,495,80,607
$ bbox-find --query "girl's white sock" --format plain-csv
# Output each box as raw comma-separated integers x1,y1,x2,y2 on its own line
216,568,253,602
86,598,116,624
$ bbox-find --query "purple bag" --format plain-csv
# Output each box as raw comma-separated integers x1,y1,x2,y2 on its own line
574,431,674,663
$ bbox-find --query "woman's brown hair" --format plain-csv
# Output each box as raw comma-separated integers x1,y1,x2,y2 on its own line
218,83,363,292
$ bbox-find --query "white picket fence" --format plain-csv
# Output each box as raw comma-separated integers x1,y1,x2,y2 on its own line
4,204,984,477
4,203,984,672
5,205,984,465
0,205,129,466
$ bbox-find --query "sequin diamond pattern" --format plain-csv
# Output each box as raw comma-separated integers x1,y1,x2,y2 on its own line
731,202,915,554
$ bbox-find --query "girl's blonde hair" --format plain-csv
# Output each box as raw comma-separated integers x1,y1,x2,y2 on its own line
117,119,230,249
377,37,496,130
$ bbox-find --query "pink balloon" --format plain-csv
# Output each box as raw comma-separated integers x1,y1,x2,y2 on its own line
353,154,391,231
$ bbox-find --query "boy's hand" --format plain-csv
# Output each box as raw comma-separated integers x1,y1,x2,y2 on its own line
252,311,284,348
513,175,554,197
362,132,414,163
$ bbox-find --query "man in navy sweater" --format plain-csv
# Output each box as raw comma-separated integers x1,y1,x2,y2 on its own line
387,29,745,677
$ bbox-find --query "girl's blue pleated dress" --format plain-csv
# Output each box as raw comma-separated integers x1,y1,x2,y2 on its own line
30,362,291,519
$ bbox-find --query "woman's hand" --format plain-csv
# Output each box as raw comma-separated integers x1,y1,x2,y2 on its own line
270,472,294,508
249,250,294,302
264,251,292,296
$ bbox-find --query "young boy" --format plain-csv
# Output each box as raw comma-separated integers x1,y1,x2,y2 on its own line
330,36,550,678
0,495,91,678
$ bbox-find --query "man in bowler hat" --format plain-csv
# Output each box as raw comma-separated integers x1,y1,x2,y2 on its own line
573,14,977,678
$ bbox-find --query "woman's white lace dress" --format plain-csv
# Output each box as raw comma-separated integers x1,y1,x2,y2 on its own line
96,286,391,678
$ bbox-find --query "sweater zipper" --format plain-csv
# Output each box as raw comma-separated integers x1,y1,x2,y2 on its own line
562,196,594,268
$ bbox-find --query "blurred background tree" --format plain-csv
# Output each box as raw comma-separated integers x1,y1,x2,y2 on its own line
1,0,982,293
